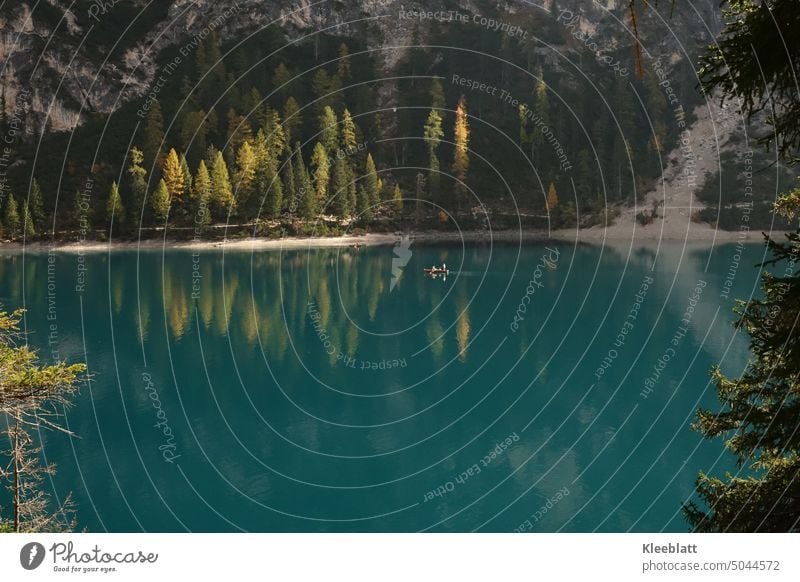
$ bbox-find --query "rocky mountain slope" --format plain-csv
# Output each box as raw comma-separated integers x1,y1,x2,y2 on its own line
1,0,720,135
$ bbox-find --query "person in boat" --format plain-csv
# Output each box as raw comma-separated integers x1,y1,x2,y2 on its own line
443,263,446,271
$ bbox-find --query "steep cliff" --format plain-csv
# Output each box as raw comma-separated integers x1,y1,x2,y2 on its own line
1,0,720,136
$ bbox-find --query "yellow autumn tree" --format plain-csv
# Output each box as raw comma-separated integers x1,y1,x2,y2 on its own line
451,95,470,205
546,182,558,210
162,148,185,202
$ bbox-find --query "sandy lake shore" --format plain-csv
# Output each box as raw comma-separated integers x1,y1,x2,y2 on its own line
0,223,785,254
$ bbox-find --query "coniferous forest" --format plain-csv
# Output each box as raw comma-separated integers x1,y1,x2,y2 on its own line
0,7,694,242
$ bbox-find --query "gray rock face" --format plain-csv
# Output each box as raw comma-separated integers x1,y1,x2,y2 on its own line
1,0,719,135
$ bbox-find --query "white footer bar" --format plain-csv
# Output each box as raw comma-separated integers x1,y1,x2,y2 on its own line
1,533,796,581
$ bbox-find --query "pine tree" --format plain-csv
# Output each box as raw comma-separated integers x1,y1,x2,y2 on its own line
3,195,20,239
127,147,148,226
150,179,171,222
29,179,45,231
192,160,212,230
319,106,339,154
423,109,444,200
106,181,124,229
364,153,380,207
310,142,330,208
293,144,315,219
143,100,165,171
451,95,470,206
210,151,234,218
282,97,302,145
393,183,403,211
162,149,185,203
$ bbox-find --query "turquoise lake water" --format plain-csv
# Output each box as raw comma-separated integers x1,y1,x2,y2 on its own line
0,240,769,531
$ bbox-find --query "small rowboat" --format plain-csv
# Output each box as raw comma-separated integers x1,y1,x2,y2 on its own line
424,268,449,275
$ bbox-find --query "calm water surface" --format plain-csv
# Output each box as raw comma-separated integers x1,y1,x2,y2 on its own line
0,241,768,531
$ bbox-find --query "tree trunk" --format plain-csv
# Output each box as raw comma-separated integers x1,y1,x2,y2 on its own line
13,413,20,532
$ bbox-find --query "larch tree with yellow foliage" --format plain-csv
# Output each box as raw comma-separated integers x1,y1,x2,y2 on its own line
546,182,558,211
451,95,470,210
162,148,185,203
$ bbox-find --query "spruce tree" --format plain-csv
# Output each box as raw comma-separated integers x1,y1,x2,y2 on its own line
293,144,315,219
319,106,339,155
331,156,352,218
225,108,253,167
364,153,380,207
282,154,296,215
310,142,330,209
255,148,283,219
282,97,301,145
150,179,170,222
272,63,291,99
180,109,209,167
127,147,148,227
262,109,287,157
531,72,549,161
210,151,234,218
681,0,800,533
337,43,351,81
72,190,90,233
393,184,403,211
356,184,372,221
3,195,20,239
234,139,257,211
143,101,165,171
29,179,45,231
22,202,35,238
106,181,124,230
311,70,332,111
423,109,444,200
192,160,212,230
430,77,445,110
179,153,193,199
